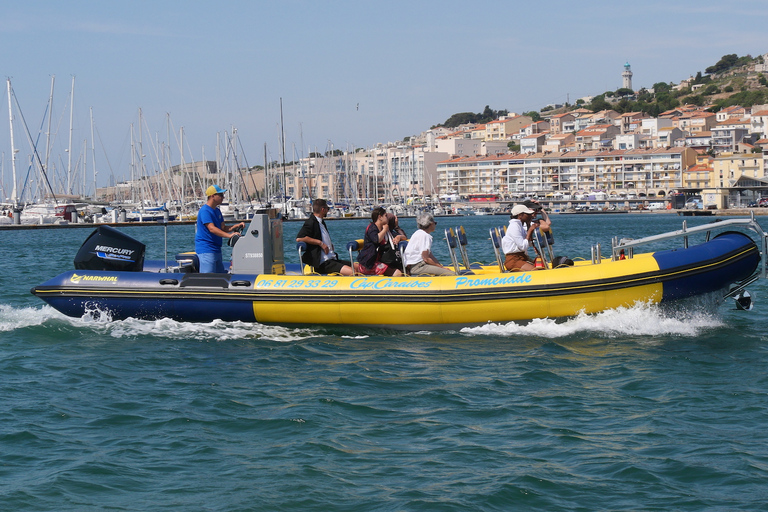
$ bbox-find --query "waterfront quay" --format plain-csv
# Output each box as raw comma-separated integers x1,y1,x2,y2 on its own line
2,208,766,231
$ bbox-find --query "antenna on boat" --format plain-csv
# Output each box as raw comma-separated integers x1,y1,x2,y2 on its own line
280,98,287,213
159,217,168,270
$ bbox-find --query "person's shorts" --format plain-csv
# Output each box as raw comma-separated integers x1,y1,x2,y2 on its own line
317,258,351,274
198,252,226,273
504,252,531,271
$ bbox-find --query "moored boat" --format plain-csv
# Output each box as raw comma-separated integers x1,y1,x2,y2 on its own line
31,212,767,330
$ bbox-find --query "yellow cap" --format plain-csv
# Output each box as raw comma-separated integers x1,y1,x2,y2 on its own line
206,185,227,196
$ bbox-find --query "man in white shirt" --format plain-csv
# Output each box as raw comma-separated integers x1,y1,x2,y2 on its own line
501,204,539,271
403,212,455,276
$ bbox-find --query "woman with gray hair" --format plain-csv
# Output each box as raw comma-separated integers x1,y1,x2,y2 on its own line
402,212,455,276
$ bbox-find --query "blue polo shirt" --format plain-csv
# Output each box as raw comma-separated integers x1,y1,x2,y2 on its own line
195,204,225,254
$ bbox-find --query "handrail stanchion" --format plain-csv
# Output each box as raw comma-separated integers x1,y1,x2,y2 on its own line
490,227,505,272
346,240,362,276
444,227,461,273
297,242,307,275
456,226,472,270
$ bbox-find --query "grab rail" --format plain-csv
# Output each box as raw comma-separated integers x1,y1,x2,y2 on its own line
611,213,768,279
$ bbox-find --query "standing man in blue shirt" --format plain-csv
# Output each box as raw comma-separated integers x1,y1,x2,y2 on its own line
195,185,245,273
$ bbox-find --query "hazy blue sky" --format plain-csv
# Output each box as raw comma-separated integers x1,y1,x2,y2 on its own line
2,0,767,192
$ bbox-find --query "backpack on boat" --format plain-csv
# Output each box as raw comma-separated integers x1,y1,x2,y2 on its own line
552,255,574,268
380,231,401,266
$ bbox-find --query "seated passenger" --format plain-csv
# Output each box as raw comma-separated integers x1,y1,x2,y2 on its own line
379,213,407,269
502,204,541,272
525,199,553,245
402,212,455,276
358,207,403,276
296,198,357,275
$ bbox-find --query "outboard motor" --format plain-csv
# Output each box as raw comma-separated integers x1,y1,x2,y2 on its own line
74,225,145,271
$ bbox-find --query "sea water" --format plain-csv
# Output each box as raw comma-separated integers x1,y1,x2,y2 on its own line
2,214,768,511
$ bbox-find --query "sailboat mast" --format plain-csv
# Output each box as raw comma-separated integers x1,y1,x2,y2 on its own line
90,107,97,199
67,75,75,195
263,142,269,201
280,98,287,203
6,79,18,205
44,75,54,186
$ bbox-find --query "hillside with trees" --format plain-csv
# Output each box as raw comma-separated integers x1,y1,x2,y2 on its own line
578,53,768,116
432,53,768,127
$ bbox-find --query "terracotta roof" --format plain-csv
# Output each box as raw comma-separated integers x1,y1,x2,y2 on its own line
684,164,713,173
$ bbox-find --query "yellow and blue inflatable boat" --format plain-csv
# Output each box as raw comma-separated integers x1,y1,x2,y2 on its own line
31,213,766,330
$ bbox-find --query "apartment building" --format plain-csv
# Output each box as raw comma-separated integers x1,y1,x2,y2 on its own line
279,145,452,203
484,115,533,141
712,153,764,188
716,105,750,122
436,147,697,199
548,113,575,135
574,124,620,150
681,156,713,190
618,112,648,134
750,110,768,139
675,111,717,134
712,119,752,152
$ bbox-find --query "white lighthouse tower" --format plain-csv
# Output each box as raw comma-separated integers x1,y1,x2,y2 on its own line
622,62,633,90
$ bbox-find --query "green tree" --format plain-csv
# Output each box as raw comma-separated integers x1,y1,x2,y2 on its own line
588,95,611,112
706,54,739,74
682,94,704,106
523,111,541,122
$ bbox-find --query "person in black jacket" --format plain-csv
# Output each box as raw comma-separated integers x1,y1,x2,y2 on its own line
296,199,356,275
357,207,403,276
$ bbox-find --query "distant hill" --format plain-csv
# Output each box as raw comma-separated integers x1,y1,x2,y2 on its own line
433,53,768,127
580,52,768,116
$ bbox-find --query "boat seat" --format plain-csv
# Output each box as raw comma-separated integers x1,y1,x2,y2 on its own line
445,227,461,273
489,227,506,272
175,252,199,273
296,242,312,275
445,227,478,274
346,239,364,275
398,240,408,276
455,226,483,270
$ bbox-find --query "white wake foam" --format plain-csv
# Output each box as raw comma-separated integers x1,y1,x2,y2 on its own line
0,304,63,332
0,304,316,342
460,301,724,338
2,300,725,341
104,316,315,342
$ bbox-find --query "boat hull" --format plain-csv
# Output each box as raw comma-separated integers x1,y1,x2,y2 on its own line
31,232,760,329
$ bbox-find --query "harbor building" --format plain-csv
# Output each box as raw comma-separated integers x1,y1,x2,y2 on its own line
436,147,697,201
